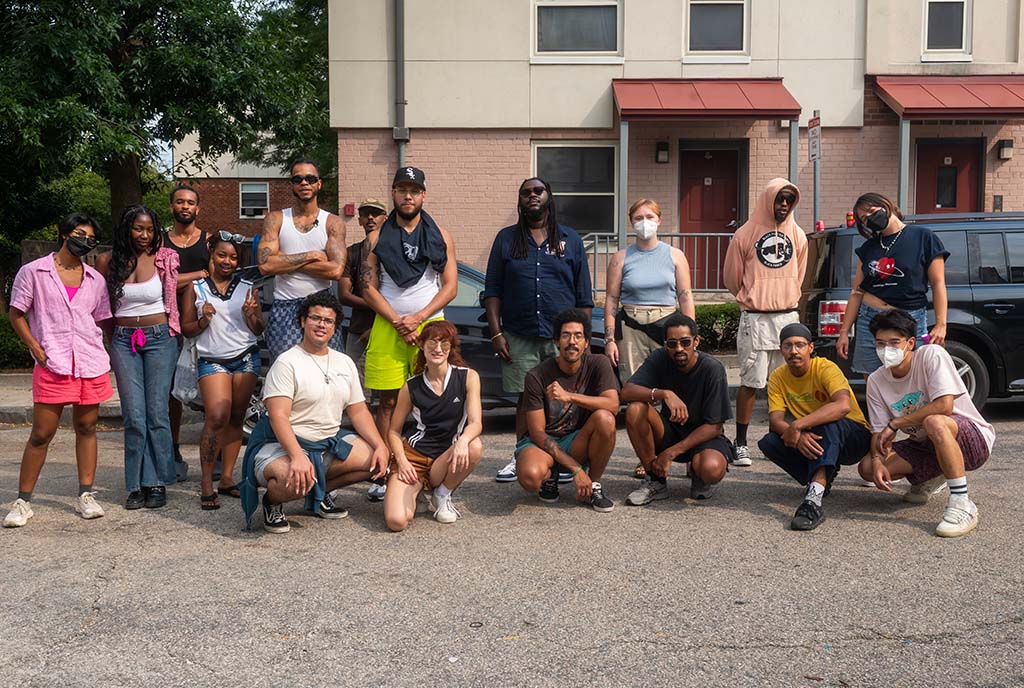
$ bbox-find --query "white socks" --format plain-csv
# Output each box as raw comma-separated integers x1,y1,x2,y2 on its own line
805,482,825,507
947,476,968,503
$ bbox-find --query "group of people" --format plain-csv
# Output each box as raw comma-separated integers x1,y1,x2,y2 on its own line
2,161,994,539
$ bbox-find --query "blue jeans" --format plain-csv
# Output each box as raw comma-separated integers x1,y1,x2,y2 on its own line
111,324,178,491
758,418,872,486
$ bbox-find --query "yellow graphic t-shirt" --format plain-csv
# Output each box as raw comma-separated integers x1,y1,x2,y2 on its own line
767,357,868,428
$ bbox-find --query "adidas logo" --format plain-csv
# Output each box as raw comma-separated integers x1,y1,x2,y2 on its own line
453,396,461,402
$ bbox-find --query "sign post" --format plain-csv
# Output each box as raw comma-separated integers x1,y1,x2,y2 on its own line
809,111,821,229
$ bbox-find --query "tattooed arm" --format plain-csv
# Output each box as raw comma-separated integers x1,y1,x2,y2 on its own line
357,230,403,329
672,246,696,319
256,210,325,276
525,407,582,473
297,212,345,280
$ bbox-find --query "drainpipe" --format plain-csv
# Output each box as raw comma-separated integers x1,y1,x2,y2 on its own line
394,0,409,167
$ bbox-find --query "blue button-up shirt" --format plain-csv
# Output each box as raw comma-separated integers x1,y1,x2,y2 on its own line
483,224,594,339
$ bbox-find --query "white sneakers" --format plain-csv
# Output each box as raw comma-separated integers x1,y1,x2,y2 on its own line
902,475,948,505
75,492,105,519
433,493,461,524
935,495,979,538
3,499,33,527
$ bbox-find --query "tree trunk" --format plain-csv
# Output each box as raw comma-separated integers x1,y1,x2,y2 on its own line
108,153,143,228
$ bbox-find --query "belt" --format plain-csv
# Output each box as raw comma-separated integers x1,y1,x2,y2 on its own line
744,308,798,315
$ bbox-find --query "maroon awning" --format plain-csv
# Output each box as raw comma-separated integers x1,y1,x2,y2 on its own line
874,75,1024,119
613,78,801,120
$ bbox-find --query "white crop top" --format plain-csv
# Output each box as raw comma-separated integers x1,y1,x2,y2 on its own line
115,273,165,318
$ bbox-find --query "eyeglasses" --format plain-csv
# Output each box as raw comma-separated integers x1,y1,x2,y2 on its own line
665,338,693,350
291,174,320,185
519,186,546,198
423,339,451,352
874,337,908,348
781,341,809,352
306,315,336,326
68,230,98,246
217,231,245,244
559,331,586,342
393,186,424,197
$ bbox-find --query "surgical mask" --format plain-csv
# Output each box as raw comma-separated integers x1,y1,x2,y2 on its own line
865,209,889,235
876,345,906,368
66,236,98,257
633,219,658,240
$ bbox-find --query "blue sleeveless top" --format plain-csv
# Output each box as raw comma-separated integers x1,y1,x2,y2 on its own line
620,242,677,306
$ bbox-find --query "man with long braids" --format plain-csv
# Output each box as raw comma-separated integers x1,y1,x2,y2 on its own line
483,178,595,483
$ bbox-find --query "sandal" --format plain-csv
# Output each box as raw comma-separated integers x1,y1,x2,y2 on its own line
200,493,221,511
633,462,647,479
217,483,241,499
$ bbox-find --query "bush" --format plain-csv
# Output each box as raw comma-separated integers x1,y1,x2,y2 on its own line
0,314,32,369
695,302,740,352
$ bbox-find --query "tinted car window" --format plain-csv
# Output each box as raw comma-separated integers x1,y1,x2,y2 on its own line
936,231,968,285
1007,232,1024,283
832,234,857,288
973,233,1008,284
450,271,483,307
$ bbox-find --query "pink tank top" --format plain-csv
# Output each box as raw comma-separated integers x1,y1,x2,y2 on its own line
65,285,80,301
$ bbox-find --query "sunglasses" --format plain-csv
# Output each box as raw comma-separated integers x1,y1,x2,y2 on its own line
665,338,693,349
69,230,98,248
359,208,386,218
217,231,245,245
291,174,320,185
519,186,546,198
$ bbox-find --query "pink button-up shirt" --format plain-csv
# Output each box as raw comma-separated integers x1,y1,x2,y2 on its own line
9,253,113,378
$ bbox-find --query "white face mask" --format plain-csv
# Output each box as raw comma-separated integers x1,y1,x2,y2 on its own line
633,218,658,240
876,345,906,369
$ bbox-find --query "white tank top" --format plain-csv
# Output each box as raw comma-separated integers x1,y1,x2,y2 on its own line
194,277,258,360
115,273,165,318
273,208,331,301
380,264,443,319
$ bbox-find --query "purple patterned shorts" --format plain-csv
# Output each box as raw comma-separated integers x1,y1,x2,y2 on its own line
892,414,990,485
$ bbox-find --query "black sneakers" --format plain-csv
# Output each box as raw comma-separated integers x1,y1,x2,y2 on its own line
791,500,825,531
125,490,145,510
263,492,290,533
538,477,559,503
590,481,614,513
144,486,167,509
316,491,349,520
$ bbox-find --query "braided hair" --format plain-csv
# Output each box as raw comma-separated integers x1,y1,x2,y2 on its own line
510,177,562,260
107,204,163,312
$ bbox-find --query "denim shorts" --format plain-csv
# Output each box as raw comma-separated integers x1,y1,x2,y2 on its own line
197,351,261,379
851,304,927,375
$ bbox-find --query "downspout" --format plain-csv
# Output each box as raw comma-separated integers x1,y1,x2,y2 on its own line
394,0,408,167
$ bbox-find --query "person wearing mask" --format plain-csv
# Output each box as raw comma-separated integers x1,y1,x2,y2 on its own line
723,179,807,467
3,214,112,527
603,198,694,479
96,205,181,510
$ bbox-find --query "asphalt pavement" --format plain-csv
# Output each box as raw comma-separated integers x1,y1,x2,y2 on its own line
1,401,1022,687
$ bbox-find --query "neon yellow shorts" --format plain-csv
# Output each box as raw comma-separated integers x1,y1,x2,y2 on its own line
364,315,440,391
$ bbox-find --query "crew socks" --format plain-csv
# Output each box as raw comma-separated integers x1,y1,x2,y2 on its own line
17,491,31,502
433,484,452,499
79,484,93,496
947,476,969,501
735,423,748,447
805,482,825,507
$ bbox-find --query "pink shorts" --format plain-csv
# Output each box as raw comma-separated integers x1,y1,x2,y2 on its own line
32,365,114,406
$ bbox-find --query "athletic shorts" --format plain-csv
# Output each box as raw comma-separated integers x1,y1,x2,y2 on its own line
364,315,440,391
892,414,990,485
736,310,799,389
500,332,557,394
197,351,261,379
32,365,114,406
514,429,581,459
655,417,736,464
389,440,436,489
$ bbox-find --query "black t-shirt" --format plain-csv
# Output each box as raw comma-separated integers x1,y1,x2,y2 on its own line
629,349,732,436
854,224,948,310
523,353,619,438
342,240,374,335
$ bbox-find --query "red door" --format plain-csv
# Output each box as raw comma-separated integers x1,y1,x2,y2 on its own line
915,141,981,214
679,149,739,289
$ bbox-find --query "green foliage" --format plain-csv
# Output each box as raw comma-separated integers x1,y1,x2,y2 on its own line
0,315,32,369
695,302,741,352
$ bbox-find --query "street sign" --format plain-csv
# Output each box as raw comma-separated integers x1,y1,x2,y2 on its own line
808,116,821,162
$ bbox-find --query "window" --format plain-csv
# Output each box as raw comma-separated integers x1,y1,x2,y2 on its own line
924,0,971,59
239,182,269,219
935,166,958,208
535,1,620,54
937,231,968,285
1007,232,1024,283
973,233,1007,285
687,0,747,53
535,143,616,234
451,271,485,307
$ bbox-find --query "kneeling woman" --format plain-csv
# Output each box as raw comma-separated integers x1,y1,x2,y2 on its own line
181,232,264,510
384,321,483,530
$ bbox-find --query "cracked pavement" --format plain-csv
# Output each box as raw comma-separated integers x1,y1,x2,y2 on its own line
1,401,1022,687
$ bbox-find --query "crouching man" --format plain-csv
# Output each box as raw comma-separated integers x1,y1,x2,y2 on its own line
240,291,390,533
758,323,872,531
623,314,734,504
859,308,994,538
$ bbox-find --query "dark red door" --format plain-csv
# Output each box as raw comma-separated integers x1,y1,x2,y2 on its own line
915,141,981,214
679,149,739,289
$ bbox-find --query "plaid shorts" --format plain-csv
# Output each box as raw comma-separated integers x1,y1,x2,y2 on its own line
893,414,991,485
265,292,344,360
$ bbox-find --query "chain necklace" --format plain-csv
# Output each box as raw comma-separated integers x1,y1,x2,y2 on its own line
879,227,904,253
303,348,331,384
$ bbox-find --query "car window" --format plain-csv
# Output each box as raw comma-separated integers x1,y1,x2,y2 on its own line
450,272,483,307
936,231,968,285
972,233,1008,284
1007,232,1024,283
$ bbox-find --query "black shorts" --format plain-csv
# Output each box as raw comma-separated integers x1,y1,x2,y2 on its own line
655,417,736,464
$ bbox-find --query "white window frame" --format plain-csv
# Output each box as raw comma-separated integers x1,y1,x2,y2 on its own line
921,0,972,62
531,0,624,65
532,141,619,235
683,0,750,63
239,181,269,219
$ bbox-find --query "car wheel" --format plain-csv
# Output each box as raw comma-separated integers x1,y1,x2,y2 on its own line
945,340,989,411
243,378,265,439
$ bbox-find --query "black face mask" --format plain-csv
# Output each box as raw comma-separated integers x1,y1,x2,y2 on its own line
66,236,98,257
865,209,889,235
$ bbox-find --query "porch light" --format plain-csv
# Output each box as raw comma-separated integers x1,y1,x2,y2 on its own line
655,141,670,164
998,139,1014,160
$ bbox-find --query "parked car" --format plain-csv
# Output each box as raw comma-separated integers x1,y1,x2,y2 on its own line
800,214,1024,410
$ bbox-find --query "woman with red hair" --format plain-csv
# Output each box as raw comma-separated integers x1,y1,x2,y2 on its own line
383,320,483,530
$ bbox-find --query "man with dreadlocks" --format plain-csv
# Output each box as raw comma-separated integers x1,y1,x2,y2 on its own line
483,178,595,483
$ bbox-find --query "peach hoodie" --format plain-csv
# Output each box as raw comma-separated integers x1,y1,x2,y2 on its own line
723,177,808,312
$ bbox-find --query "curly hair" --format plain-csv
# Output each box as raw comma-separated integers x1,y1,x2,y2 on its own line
107,205,162,312
413,320,466,375
297,290,342,329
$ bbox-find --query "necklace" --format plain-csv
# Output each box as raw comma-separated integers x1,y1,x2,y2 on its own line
170,226,199,248
53,254,82,272
304,348,331,383
879,228,904,253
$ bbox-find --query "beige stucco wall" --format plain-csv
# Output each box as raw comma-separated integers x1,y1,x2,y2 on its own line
172,133,286,179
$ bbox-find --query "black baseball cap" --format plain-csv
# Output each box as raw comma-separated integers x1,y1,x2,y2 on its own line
392,166,426,190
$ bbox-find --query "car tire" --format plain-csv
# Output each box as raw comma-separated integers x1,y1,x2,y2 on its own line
242,377,265,439
945,340,989,411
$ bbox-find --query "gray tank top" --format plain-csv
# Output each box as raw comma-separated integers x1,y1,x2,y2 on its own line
620,242,677,306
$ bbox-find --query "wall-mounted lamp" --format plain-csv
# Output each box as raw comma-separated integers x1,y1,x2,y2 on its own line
655,141,670,164
998,139,1014,160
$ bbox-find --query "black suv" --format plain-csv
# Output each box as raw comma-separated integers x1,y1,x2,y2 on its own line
800,215,1024,410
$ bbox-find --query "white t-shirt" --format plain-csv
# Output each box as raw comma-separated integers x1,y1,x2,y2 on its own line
262,345,365,441
866,345,995,452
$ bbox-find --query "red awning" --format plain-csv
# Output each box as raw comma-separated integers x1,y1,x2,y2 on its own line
874,75,1024,119
612,78,801,120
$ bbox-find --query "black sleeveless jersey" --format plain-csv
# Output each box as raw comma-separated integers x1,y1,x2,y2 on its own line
405,366,469,459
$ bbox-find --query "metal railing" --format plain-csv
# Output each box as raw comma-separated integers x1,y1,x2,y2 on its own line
582,232,734,300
